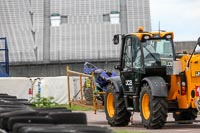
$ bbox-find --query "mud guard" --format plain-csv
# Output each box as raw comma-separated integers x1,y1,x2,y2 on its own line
107,76,123,93
142,76,168,97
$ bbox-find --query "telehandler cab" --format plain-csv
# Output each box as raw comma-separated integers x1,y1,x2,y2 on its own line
104,27,200,129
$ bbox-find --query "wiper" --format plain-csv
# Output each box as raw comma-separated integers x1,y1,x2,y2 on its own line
144,46,160,63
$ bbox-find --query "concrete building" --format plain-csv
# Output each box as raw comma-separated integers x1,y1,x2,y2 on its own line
0,0,151,76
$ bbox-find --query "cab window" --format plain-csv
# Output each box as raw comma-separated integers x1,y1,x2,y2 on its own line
123,37,133,68
122,36,143,69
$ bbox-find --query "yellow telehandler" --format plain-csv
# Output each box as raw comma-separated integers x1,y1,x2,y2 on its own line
104,27,200,129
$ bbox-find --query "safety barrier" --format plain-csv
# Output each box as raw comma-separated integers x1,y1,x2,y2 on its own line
66,66,104,114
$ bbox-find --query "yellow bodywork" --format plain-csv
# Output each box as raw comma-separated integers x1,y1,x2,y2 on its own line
130,31,174,41
130,27,199,110
168,54,200,109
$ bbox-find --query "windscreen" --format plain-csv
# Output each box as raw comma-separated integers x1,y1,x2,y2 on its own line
142,39,174,67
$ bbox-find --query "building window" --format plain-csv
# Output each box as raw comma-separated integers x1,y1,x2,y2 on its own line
50,13,61,27
61,15,68,24
103,14,110,22
110,11,120,24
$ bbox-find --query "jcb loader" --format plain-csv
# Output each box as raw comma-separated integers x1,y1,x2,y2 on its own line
104,27,200,129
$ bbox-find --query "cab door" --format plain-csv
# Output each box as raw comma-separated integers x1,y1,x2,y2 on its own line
120,35,144,95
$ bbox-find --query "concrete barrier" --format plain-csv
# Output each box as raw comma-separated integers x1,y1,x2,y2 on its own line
0,76,84,104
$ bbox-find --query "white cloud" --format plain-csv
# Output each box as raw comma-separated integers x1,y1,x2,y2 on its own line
150,0,200,41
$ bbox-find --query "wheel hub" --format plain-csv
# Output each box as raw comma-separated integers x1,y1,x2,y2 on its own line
107,93,115,117
142,93,150,119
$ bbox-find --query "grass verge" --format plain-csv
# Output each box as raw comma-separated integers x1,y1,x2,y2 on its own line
52,104,92,111
66,104,92,111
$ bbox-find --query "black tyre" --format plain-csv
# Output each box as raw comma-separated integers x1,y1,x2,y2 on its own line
104,84,130,126
0,109,37,118
0,105,28,108
8,116,54,131
36,107,71,116
12,123,54,133
0,100,26,105
1,98,28,101
18,125,113,133
35,107,71,112
0,93,8,96
0,107,27,113
0,99,31,105
173,109,197,124
0,95,17,99
0,109,38,130
19,127,70,133
140,84,168,129
48,112,87,124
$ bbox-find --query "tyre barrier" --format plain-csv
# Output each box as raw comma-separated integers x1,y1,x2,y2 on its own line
35,107,72,116
0,93,113,133
0,93,9,96
8,116,54,131
0,109,38,130
12,124,54,133
0,95,17,99
48,112,87,124
12,124,112,133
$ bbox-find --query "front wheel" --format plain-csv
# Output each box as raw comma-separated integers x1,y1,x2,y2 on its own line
140,84,168,129
104,84,130,126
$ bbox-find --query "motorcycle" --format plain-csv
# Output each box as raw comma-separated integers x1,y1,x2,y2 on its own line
83,62,117,105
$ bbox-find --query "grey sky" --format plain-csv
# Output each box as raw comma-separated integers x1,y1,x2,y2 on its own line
150,0,200,41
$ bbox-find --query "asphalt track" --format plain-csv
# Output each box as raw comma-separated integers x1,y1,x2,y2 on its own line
84,111,200,133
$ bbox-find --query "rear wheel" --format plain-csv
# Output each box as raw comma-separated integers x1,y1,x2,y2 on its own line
104,84,130,126
173,109,197,124
140,84,168,129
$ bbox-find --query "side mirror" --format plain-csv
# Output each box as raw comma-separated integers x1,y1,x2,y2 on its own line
114,65,122,70
113,35,119,45
197,37,200,46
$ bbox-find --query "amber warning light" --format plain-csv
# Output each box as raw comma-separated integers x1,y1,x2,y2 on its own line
138,26,144,32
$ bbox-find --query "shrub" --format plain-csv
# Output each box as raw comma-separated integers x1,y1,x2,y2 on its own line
31,94,58,108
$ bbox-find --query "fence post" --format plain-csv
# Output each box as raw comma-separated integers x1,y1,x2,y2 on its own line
80,74,83,103
66,66,71,107
91,72,97,114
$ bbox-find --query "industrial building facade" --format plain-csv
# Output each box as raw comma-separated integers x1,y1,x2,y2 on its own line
0,0,151,64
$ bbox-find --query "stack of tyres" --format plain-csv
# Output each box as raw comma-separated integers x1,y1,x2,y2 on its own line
14,125,113,133
0,93,37,131
0,93,112,133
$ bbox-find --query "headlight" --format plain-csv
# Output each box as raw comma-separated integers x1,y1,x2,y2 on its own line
144,35,150,40
166,34,172,39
